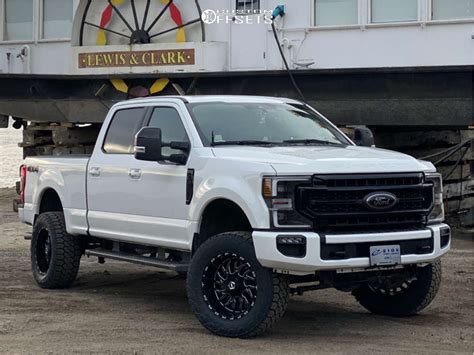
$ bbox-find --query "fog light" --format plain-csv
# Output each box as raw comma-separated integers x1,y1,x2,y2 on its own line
276,235,306,258
440,226,451,248
277,236,305,244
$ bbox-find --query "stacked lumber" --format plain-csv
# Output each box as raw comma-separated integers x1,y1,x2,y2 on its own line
19,122,100,158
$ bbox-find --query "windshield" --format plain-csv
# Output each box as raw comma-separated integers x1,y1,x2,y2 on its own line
187,102,350,146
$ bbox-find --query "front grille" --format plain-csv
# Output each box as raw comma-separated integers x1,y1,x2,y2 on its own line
296,173,434,233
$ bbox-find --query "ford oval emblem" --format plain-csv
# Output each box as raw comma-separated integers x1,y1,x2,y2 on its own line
364,192,398,210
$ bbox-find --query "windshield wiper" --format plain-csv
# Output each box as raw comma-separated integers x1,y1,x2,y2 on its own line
211,140,278,147
282,139,345,146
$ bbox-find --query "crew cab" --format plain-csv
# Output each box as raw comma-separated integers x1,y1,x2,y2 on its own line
18,96,450,338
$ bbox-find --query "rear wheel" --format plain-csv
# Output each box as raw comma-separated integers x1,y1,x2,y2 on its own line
186,232,289,338
352,260,442,317
31,212,82,289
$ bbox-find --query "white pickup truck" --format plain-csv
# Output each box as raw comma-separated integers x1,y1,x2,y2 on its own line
18,95,450,338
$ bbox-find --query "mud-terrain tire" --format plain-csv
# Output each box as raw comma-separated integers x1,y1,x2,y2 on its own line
187,231,289,338
31,212,82,289
353,260,442,317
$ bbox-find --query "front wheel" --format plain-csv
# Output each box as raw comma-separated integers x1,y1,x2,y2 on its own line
186,232,289,338
352,260,442,317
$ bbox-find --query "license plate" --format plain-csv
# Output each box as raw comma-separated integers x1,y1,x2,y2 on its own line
369,245,401,266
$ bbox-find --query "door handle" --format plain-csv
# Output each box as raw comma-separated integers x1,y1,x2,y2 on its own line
89,167,101,177
128,168,142,179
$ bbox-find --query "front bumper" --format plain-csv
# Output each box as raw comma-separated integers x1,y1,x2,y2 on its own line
252,224,450,274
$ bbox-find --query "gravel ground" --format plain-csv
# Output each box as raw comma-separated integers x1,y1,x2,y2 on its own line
0,187,473,354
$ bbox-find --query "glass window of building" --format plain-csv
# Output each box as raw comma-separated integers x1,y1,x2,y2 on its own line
432,0,473,20
371,0,418,23
314,0,358,26
236,0,260,14
43,0,74,39
4,0,34,41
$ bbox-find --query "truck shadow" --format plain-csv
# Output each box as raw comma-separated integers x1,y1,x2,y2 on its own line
66,265,444,339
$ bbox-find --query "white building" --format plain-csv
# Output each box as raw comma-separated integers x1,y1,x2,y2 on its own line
0,0,472,74
0,0,471,126
0,0,471,224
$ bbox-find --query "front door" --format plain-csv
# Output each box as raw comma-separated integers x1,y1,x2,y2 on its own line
87,104,191,250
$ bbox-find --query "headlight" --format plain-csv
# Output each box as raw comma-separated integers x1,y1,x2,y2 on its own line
262,176,312,228
426,173,444,224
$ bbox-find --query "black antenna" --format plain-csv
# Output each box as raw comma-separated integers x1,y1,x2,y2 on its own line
211,131,215,146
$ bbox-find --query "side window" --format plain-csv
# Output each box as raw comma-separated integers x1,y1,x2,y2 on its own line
5,0,34,41
314,0,358,26
103,108,145,154
147,107,189,156
42,0,74,39
432,0,474,20
236,0,260,13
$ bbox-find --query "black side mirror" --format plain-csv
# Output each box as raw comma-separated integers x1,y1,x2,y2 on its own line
134,127,163,162
166,141,190,165
134,127,191,165
353,127,375,147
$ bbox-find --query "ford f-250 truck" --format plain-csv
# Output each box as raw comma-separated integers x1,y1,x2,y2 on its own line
18,96,450,338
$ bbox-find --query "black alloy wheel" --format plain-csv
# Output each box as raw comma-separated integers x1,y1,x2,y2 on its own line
202,252,258,320
34,228,53,275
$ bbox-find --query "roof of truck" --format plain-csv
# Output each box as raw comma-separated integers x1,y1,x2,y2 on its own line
114,95,303,107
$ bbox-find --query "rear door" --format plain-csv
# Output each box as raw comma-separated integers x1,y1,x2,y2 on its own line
87,107,148,242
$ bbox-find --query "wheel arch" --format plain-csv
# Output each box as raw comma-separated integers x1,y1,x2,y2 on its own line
192,198,253,253
35,188,63,222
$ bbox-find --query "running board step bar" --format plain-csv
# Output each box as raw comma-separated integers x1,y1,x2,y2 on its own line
86,249,188,272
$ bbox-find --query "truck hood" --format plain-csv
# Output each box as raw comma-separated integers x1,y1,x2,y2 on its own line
212,145,435,175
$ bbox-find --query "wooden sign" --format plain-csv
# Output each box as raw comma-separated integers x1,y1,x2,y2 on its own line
78,49,195,68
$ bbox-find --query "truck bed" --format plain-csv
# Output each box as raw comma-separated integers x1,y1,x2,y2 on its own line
20,155,90,236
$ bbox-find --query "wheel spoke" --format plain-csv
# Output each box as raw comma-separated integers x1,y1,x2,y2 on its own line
146,0,173,33
235,297,243,311
224,296,233,306
226,259,234,275
243,269,255,281
217,292,229,303
243,288,255,301
214,278,226,289
244,282,257,290
141,0,151,30
149,18,201,40
131,0,140,30
84,21,131,39
216,270,227,282
218,264,228,278
230,297,237,311
241,294,250,307
236,263,247,276
108,0,135,33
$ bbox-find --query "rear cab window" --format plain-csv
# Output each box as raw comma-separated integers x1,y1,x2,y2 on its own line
103,107,146,154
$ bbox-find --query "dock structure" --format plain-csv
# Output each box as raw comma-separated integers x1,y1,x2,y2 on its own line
0,0,472,226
